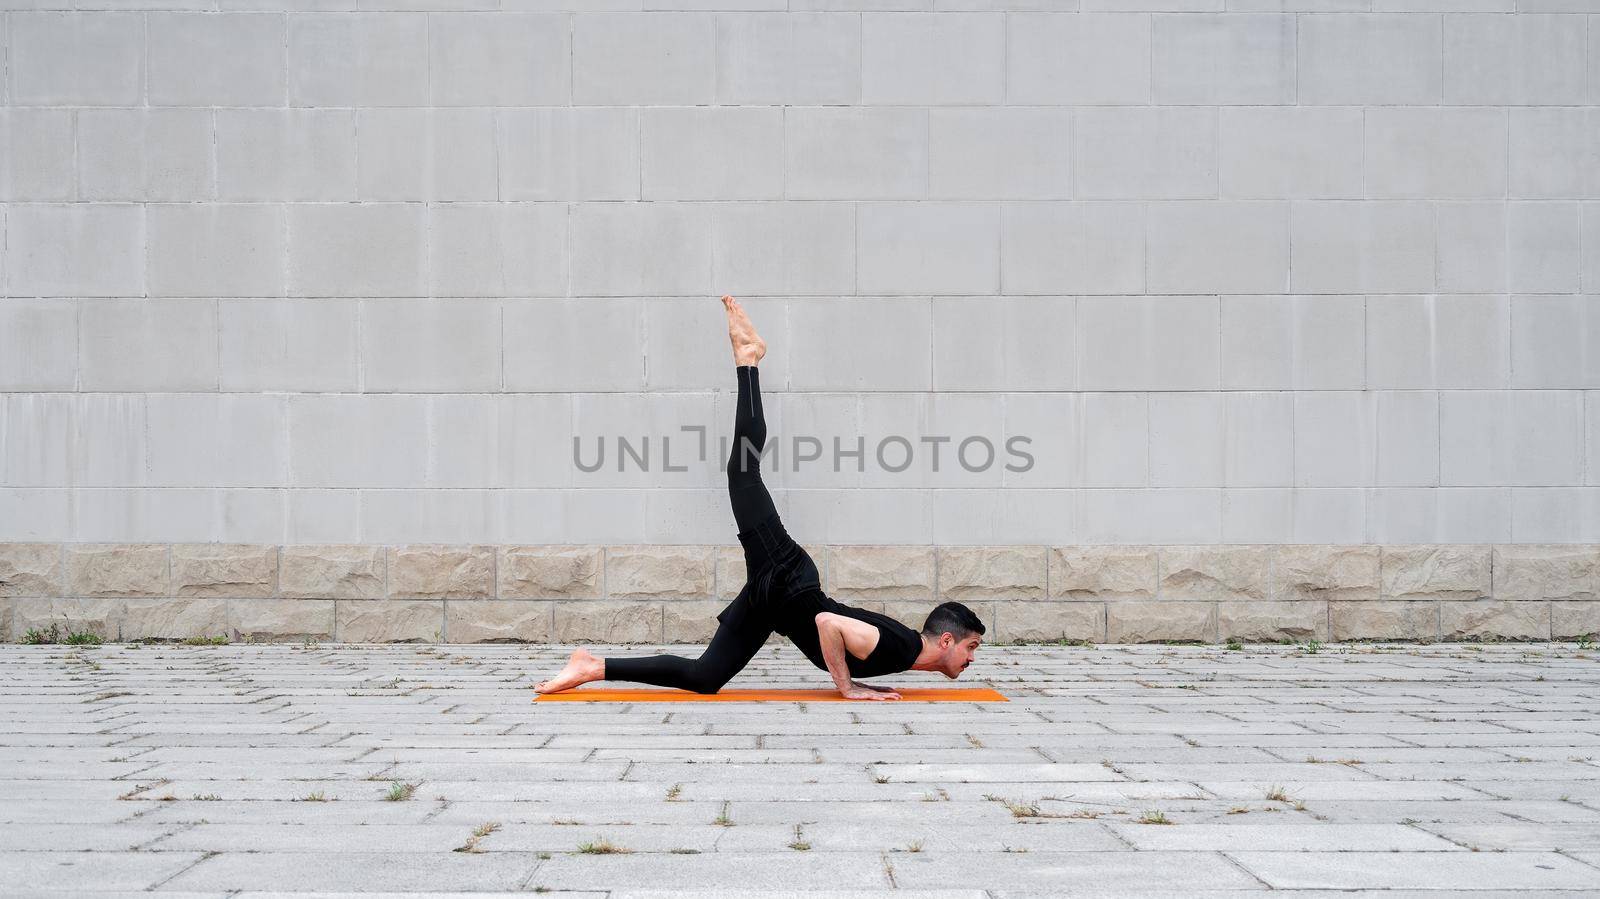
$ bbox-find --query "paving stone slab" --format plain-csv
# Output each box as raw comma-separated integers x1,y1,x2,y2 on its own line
3,643,1598,894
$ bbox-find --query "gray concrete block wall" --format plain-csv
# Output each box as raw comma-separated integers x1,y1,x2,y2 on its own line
0,6,1598,553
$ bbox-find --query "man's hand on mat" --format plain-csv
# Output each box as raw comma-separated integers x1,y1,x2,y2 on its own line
852,679,900,694
841,685,901,701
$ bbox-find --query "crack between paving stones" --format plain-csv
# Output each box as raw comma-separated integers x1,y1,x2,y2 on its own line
146,849,221,891
1216,850,1275,888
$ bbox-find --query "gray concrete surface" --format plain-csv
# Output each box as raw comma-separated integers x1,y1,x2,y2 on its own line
3,641,1599,896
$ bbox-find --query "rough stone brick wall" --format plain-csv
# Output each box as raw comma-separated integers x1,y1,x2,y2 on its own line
2,543,1596,644
1,5,1597,641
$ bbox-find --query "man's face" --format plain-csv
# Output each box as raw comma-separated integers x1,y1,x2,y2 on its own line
942,632,981,678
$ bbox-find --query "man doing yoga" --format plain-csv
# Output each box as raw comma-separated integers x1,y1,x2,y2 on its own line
534,295,986,700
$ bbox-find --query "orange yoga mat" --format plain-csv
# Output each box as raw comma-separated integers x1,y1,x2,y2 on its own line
535,687,1007,703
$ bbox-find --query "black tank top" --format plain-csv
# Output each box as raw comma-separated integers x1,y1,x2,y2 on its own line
777,589,924,678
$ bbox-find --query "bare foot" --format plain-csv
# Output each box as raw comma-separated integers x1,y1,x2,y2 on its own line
722,295,766,366
533,648,605,694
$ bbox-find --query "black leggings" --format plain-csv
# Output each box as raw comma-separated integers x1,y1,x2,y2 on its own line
602,365,789,694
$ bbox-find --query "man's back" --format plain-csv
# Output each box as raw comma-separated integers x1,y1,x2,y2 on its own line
777,590,924,678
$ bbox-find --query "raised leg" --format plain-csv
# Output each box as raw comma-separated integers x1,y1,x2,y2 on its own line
728,364,778,534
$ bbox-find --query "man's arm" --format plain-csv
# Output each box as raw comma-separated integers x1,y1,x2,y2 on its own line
815,613,899,700
815,616,855,693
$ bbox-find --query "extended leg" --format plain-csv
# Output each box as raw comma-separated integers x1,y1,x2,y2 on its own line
728,364,778,534
602,598,772,694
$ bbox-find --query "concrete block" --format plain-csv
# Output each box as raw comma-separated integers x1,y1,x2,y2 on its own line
497,107,638,201
11,11,144,106
0,299,76,390
1220,107,1363,198
1366,108,1507,199
146,394,288,488
1077,297,1219,391
288,13,429,107
573,12,713,105
641,107,783,200
147,12,283,106
1147,200,1290,294
1000,202,1145,295
1074,107,1216,199
216,108,357,201
0,108,74,200
428,202,568,297
1291,202,1435,294
6,205,143,297
287,395,428,489
1222,392,1294,488
1440,390,1584,487
80,298,217,391
147,203,285,297
1293,392,1375,488
1445,13,1589,105
568,202,713,296
1299,13,1441,104
862,12,1003,105
856,202,1000,295
1150,393,1225,488
784,107,927,200
360,298,501,392
431,13,570,106
360,108,498,201
287,203,425,298
1152,13,1295,105
219,298,359,392
1220,296,1365,390
714,12,859,106
1007,12,1150,105
929,107,1071,200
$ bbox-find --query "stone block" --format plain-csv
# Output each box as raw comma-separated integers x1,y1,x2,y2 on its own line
937,546,1046,601
172,544,276,598
280,545,384,599
826,546,935,600
1158,545,1270,601
1049,546,1157,600
498,546,601,599
1381,545,1491,600
387,545,493,599
1105,601,1215,643
994,600,1104,643
0,598,11,641
1492,545,1598,602
880,598,954,636
11,598,122,642
662,599,724,644
229,599,334,643
717,544,826,598
119,598,231,642
66,544,169,597
603,546,714,599
0,543,63,597
1329,600,1438,641
552,600,660,643
336,600,443,643
1271,545,1380,602
1218,600,1328,642
446,600,552,644
1441,600,1550,641
1552,601,1600,639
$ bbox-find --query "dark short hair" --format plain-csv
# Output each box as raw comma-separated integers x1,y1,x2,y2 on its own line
921,601,985,641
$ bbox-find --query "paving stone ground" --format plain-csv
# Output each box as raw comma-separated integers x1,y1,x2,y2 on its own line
3,641,1600,897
